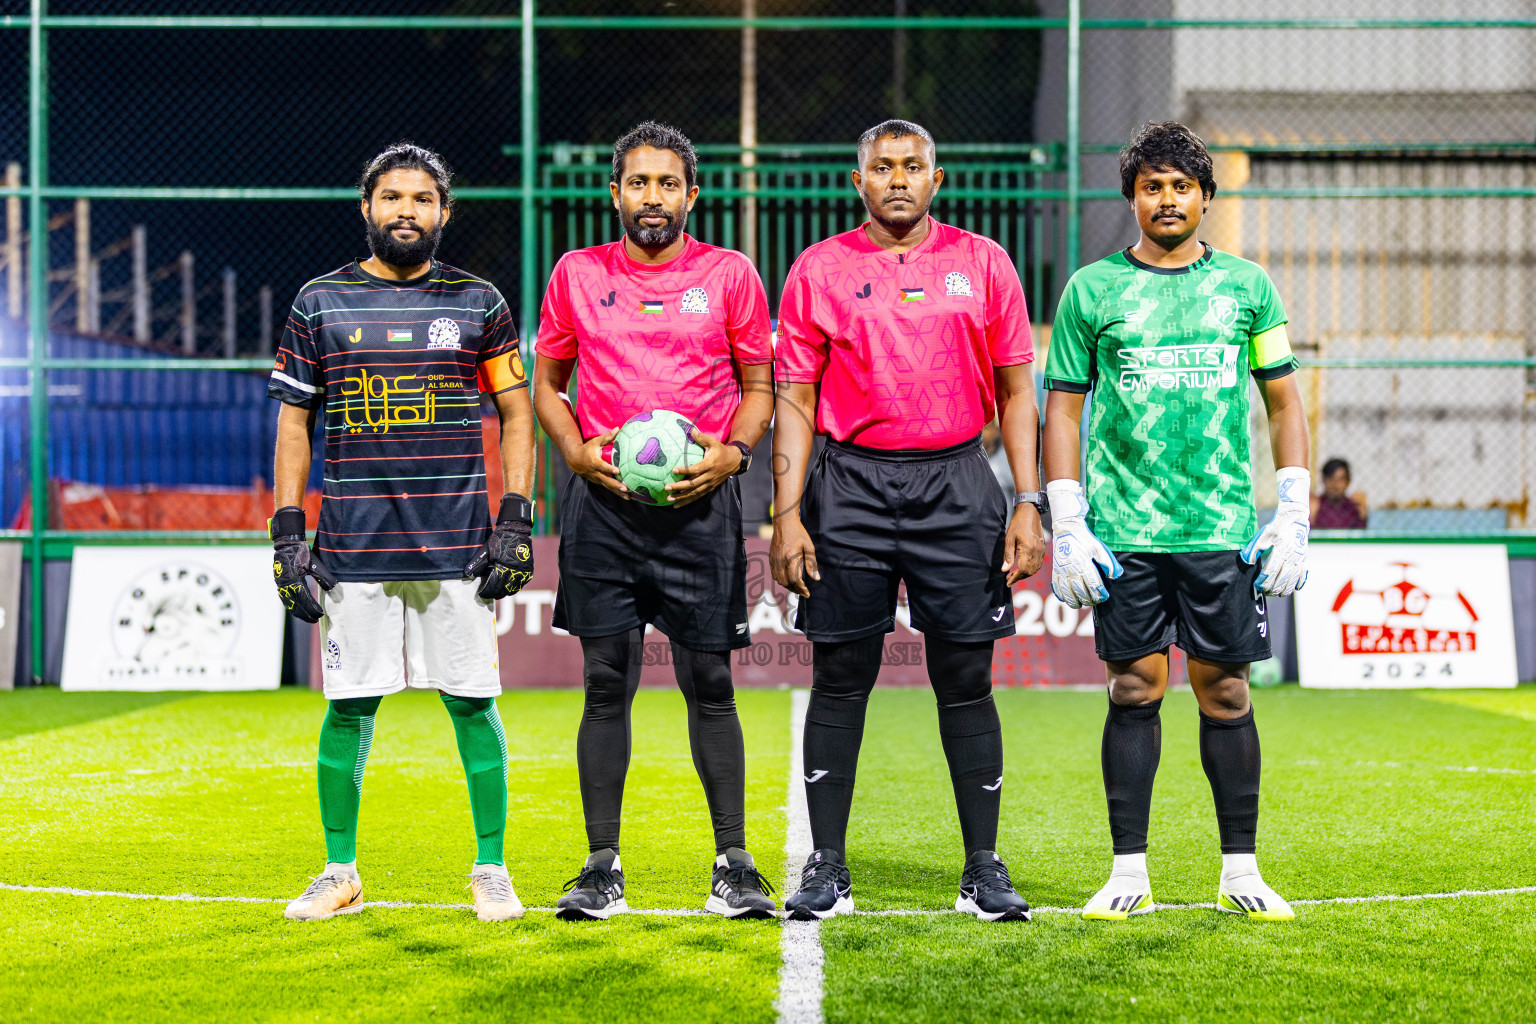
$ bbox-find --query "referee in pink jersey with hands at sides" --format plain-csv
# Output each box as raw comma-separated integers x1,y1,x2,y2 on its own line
772,119,1046,922
533,122,778,921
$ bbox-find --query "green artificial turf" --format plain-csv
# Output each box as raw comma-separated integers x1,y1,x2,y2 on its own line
1,685,1532,1023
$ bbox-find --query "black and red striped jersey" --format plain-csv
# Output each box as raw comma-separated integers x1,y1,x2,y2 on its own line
266,259,526,581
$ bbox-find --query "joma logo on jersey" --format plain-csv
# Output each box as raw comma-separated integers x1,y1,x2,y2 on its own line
1117,344,1239,391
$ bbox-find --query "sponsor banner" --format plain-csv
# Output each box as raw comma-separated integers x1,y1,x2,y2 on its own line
61,546,284,691
0,543,18,689
1295,543,1517,689
493,538,1103,687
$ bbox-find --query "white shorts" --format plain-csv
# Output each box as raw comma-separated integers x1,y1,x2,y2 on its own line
319,579,501,701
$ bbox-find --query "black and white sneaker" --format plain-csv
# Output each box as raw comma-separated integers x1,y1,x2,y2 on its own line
705,847,777,919
556,848,628,921
956,850,1031,922
783,848,854,921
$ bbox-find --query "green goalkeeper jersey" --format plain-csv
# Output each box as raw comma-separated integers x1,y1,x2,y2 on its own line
1044,244,1296,552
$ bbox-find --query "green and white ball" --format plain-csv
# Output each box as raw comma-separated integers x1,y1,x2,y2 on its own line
612,409,703,506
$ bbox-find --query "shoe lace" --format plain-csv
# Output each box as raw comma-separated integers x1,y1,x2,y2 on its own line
471,873,514,902
723,863,777,898
797,858,842,893
968,860,1016,896
299,874,348,900
563,865,617,895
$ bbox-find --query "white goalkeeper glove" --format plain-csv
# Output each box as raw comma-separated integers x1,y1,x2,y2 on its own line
1046,479,1123,609
1241,466,1311,597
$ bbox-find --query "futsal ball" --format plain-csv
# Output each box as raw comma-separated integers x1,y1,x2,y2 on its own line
612,409,703,506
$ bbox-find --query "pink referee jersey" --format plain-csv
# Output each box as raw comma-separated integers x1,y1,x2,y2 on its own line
536,234,772,440
776,218,1033,449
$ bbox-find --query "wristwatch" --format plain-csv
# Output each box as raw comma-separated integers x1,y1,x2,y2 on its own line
1013,491,1047,514
728,440,754,475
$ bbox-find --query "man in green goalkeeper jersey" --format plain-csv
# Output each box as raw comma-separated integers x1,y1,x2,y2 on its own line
1043,122,1309,922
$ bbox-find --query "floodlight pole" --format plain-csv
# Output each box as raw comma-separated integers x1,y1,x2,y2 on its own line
27,0,48,682
1065,0,1081,276
739,0,758,266
519,0,537,346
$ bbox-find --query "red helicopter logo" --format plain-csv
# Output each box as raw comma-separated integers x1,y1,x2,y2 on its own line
1331,562,1478,655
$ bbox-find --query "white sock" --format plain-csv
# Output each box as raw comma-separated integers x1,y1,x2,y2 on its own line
472,862,509,879
1110,853,1148,882
1222,853,1260,881
716,853,730,868
610,854,622,872
325,861,360,881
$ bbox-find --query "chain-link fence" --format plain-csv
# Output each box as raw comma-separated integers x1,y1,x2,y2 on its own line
2,1,1534,674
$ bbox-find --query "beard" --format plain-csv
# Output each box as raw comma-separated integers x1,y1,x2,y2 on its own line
861,189,930,232
365,216,443,269
622,204,688,249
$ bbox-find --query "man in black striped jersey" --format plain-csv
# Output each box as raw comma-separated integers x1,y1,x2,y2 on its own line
267,143,535,924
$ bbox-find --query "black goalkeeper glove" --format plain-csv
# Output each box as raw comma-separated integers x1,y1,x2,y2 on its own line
270,506,337,623
463,493,535,601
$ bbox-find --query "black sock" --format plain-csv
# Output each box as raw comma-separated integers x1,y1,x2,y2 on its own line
1199,706,1261,854
927,636,1004,857
575,629,642,854
1102,695,1162,855
803,635,884,858
672,642,746,854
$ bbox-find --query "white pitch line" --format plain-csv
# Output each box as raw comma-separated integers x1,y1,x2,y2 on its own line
4,881,1534,917
775,688,824,1024
1292,758,1536,777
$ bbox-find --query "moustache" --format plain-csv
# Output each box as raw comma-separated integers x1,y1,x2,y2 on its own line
631,207,673,223
385,220,423,233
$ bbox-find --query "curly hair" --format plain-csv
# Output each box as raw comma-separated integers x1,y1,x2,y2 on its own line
611,121,698,190
1118,121,1216,202
359,142,453,209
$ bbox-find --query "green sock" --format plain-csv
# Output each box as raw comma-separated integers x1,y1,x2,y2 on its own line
440,693,509,866
316,696,381,864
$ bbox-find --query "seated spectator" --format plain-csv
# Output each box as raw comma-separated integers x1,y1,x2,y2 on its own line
1312,457,1368,529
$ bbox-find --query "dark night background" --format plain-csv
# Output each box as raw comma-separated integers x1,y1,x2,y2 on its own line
0,1,1041,350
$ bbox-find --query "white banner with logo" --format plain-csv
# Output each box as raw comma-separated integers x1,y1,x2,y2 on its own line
0,542,19,690
61,546,284,691
1295,543,1517,689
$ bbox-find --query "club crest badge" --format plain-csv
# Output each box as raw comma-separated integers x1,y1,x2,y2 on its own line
680,287,709,314
1207,295,1239,329
427,317,462,349
945,272,973,297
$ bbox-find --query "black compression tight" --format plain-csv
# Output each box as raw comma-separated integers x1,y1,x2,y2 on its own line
576,628,747,855
802,633,1003,858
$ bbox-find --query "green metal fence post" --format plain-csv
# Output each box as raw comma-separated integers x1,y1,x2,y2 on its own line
1065,0,1081,276
26,0,48,684
520,0,537,343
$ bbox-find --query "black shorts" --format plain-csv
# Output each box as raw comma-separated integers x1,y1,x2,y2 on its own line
793,436,1013,644
1092,550,1270,664
552,474,750,651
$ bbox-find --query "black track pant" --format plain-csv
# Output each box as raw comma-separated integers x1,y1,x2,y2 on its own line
802,633,1004,858
576,628,747,855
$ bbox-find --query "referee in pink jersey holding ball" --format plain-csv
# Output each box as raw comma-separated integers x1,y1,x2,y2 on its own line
772,120,1046,923
533,122,777,922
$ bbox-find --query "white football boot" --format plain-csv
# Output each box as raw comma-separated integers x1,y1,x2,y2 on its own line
470,863,525,922
285,867,364,921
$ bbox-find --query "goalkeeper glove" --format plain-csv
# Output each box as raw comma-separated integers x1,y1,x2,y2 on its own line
463,493,535,601
1241,466,1311,597
270,506,337,623
1046,479,1123,609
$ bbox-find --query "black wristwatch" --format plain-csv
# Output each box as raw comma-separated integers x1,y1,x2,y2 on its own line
728,440,753,475
1013,491,1047,515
